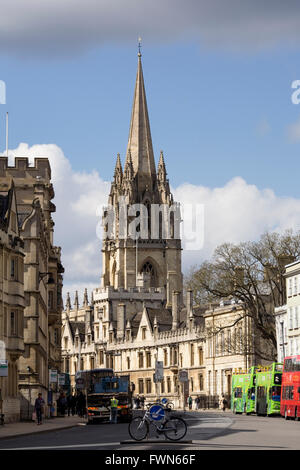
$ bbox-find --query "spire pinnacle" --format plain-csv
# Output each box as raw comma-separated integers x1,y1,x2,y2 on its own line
126,51,156,193
113,153,123,184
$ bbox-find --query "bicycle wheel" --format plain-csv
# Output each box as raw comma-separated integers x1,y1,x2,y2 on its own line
128,417,148,441
163,417,187,441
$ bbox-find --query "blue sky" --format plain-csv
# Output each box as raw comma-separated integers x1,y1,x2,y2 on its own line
1,42,300,197
2,0,300,298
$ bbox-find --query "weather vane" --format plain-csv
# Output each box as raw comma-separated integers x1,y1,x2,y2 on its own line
138,37,142,56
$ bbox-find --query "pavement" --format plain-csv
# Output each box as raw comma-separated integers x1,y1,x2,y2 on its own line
0,415,87,440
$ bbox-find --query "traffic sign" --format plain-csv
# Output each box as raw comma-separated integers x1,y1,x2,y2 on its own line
179,370,189,382
0,360,8,377
155,361,164,381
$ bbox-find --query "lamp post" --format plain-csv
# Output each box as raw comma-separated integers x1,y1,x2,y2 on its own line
27,366,33,420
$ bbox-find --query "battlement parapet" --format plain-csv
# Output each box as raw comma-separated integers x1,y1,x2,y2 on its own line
0,156,51,180
93,285,165,302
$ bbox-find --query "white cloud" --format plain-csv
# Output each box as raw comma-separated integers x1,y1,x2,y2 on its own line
173,177,300,270
3,143,300,302
1,1,300,57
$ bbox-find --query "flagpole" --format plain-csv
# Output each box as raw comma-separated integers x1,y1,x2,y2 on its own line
6,112,8,157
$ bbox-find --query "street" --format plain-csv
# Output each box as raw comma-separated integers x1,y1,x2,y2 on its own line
0,411,299,451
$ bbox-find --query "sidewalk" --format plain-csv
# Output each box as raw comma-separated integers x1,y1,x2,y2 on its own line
0,415,87,440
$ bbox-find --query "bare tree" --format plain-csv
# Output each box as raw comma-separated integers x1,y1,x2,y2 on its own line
185,230,300,361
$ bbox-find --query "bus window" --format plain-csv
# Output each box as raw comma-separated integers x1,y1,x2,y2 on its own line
274,373,282,385
234,387,242,398
257,386,266,398
275,364,283,372
271,386,281,401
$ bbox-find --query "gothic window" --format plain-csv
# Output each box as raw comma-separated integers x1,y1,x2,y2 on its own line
141,261,156,287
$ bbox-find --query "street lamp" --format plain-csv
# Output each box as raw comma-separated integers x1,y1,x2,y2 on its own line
27,366,34,420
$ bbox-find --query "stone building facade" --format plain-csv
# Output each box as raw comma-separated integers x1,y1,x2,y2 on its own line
0,157,64,421
0,183,25,422
275,260,300,362
61,52,256,408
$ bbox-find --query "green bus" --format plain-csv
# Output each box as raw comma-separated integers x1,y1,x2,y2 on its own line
231,367,256,414
255,363,283,416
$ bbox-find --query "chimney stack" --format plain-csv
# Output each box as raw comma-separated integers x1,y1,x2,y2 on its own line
117,303,126,339
186,289,193,328
172,291,180,330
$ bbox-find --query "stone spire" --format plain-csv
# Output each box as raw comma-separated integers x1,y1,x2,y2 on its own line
113,153,123,186
74,290,79,310
66,292,71,312
126,52,156,194
83,288,89,307
157,150,167,182
123,150,134,181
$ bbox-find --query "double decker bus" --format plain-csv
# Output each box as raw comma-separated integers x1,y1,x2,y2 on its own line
280,355,300,421
255,362,282,416
231,367,256,414
75,368,133,423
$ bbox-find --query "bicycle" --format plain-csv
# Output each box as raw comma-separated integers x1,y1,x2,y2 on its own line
128,401,187,441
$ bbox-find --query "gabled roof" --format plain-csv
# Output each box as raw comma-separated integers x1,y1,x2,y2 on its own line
69,321,85,341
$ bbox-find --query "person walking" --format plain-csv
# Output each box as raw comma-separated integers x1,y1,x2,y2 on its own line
110,395,119,424
70,393,76,416
187,396,192,410
195,395,200,410
34,393,45,425
67,394,72,416
220,394,228,412
76,391,85,417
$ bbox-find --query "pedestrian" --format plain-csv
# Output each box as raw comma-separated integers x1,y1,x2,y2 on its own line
70,393,76,416
135,395,140,410
110,395,119,424
67,394,72,416
77,391,86,417
140,395,145,410
195,396,200,410
34,393,45,425
220,394,228,412
58,391,67,416
187,395,192,410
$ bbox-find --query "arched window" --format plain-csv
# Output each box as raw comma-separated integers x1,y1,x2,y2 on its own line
141,261,156,287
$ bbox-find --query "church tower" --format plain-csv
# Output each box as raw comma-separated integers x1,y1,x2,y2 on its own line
101,51,182,306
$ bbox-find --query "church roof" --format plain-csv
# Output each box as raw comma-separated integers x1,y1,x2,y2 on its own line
69,321,85,341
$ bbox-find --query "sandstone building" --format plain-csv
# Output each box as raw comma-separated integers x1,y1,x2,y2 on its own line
61,52,257,408
0,157,64,421
0,183,25,422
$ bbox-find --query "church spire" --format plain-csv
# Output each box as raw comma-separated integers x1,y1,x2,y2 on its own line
157,150,167,182
113,153,123,186
126,51,156,194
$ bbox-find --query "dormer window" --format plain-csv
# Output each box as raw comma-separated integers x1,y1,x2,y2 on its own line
142,327,146,340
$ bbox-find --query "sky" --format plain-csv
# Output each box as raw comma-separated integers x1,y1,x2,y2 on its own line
1,0,300,304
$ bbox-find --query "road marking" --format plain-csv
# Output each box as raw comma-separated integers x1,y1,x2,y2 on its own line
1,442,120,450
